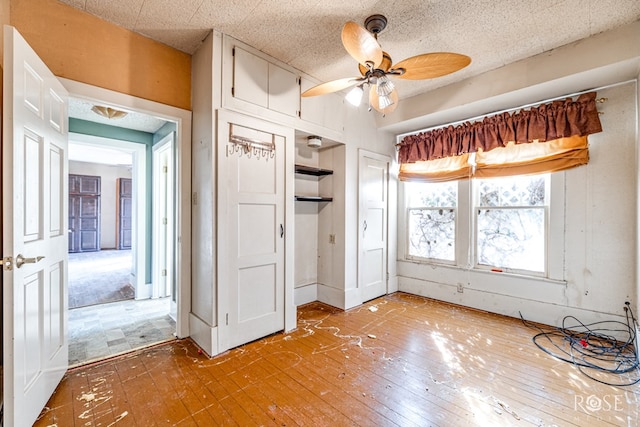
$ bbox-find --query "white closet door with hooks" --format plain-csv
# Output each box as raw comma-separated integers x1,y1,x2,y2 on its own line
217,111,288,352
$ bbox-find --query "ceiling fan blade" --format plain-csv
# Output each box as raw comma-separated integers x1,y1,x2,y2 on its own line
301,77,362,97
342,21,383,68
369,85,399,114
392,52,471,80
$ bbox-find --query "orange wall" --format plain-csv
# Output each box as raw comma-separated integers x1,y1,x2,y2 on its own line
10,0,191,110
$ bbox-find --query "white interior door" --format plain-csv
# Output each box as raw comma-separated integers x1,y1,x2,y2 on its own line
217,111,286,352
152,133,174,303
2,26,69,427
358,150,389,302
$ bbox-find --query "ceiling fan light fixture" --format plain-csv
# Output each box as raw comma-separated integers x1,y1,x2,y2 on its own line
376,75,395,96
345,85,364,106
91,105,128,120
377,94,394,109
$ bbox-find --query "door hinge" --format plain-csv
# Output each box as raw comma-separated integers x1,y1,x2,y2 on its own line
163,217,168,225
297,110,301,118
226,313,229,325
162,269,167,277
163,166,168,173
232,47,235,56
3,256,13,271
231,86,235,97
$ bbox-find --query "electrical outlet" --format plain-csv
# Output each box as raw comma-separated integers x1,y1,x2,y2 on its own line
329,234,336,244
457,283,464,293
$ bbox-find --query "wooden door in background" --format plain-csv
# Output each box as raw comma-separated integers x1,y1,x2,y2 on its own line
68,174,101,253
117,178,133,250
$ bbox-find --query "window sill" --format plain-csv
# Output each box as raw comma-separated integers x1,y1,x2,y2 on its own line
400,258,567,287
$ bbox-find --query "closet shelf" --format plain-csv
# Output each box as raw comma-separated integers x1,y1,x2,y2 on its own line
295,196,333,202
294,164,333,176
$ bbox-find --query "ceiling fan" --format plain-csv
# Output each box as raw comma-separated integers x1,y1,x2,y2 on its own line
301,14,471,114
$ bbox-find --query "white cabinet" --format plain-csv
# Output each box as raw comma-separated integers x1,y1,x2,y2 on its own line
232,46,269,108
222,35,344,140
225,42,299,118
268,63,299,116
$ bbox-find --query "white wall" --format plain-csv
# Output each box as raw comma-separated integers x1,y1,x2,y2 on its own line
69,160,131,249
189,31,217,352
340,104,397,309
391,21,640,328
398,83,637,327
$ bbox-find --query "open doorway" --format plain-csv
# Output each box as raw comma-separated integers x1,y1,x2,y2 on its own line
66,98,178,366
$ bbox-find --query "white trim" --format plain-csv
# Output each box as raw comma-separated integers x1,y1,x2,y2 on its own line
69,133,147,297
61,78,192,338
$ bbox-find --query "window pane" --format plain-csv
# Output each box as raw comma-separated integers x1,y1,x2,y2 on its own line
408,208,455,261
478,175,546,207
407,181,457,207
477,208,545,272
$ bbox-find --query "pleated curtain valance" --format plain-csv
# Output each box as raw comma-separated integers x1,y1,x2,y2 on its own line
397,92,603,182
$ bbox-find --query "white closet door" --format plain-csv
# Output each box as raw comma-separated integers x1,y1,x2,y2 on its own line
358,150,389,302
217,111,287,351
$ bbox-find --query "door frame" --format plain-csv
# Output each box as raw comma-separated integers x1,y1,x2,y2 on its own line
69,135,144,298
357,149,391,303
61,78,192,338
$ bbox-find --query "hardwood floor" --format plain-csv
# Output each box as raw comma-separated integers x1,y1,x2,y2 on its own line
35,292,639,426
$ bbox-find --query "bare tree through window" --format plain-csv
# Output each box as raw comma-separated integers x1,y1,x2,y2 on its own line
476,175,547,272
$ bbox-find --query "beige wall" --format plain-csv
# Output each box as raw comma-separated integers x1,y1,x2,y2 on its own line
9,0,191,110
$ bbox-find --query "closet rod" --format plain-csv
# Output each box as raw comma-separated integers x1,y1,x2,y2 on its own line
395,79,634,142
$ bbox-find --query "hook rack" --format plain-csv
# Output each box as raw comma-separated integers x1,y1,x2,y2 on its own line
227,133,275,160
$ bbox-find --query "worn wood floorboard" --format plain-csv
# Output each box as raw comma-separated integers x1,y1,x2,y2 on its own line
34,292,640,426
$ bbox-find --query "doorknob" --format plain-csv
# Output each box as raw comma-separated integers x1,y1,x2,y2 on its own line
16,254,45,269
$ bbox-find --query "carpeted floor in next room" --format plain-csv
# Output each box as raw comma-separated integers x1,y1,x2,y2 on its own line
68,249,135,309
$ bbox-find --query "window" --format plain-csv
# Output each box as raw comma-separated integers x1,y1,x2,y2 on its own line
406,181,457,263
475,175,548,274
404,174,551,276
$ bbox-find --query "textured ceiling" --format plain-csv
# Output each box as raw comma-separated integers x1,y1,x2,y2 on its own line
68,98,168,133
59,0,640,101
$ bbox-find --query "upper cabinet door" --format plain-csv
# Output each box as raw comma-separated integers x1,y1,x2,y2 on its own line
300,76,324,124
268,63,299,117
233,46,269,108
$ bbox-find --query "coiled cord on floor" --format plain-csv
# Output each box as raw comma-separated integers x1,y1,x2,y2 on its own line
520,303,640,387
